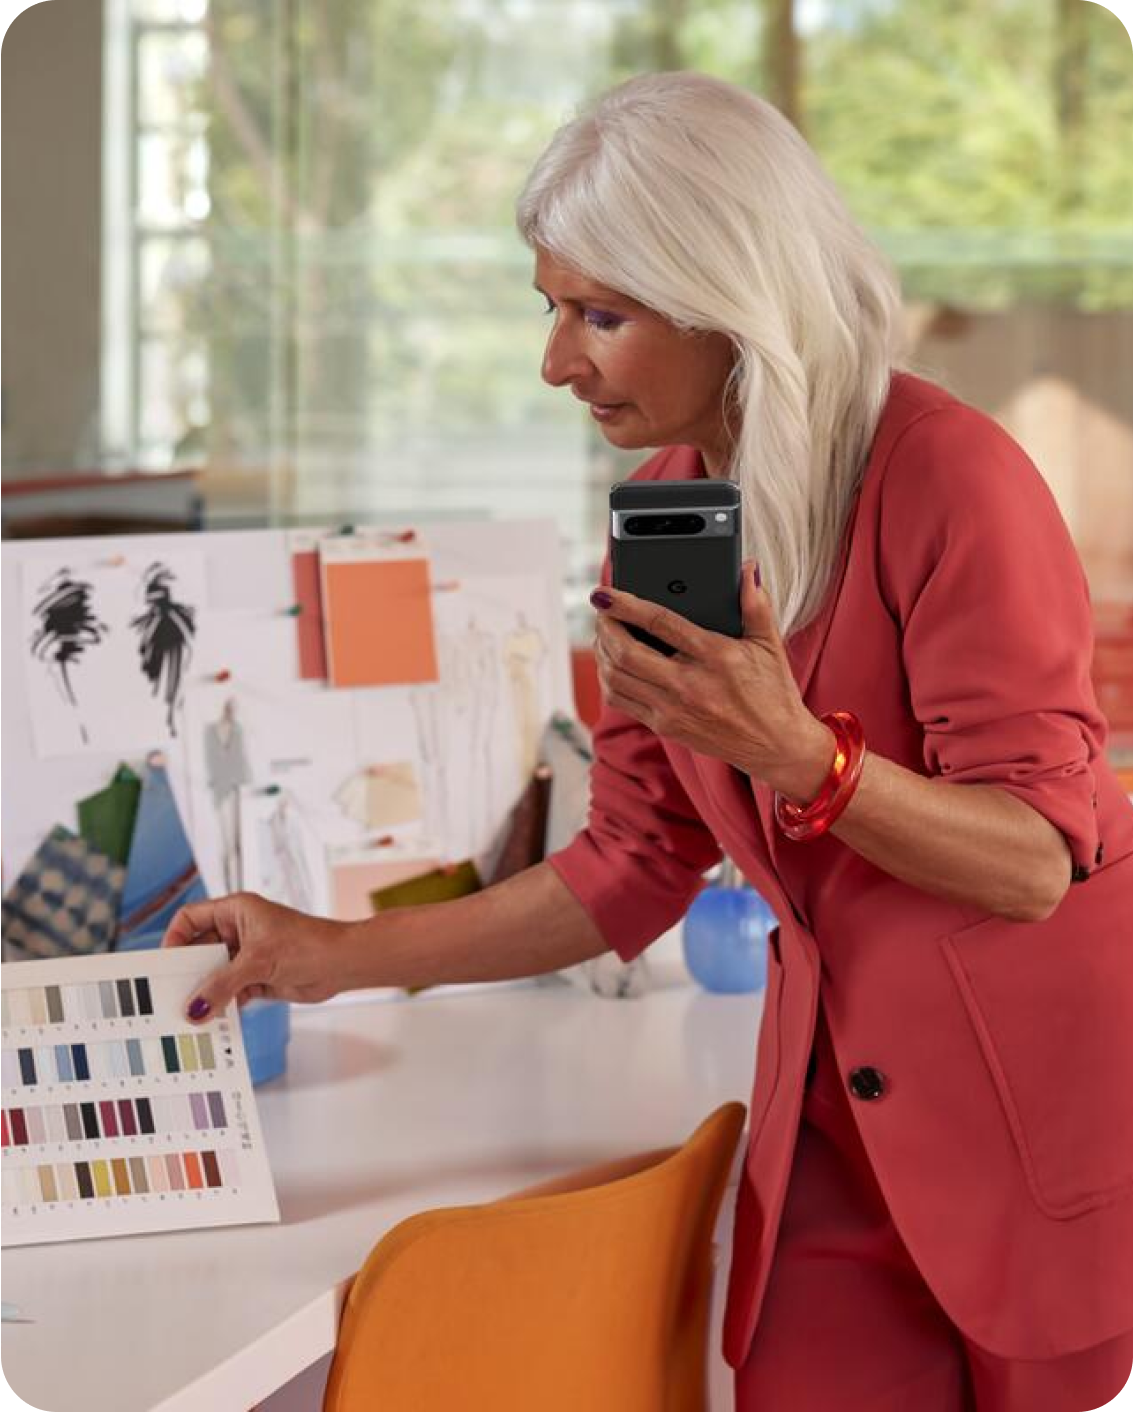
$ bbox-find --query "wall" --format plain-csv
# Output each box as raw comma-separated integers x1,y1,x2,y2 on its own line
906,305,1133,602
1,0,103,476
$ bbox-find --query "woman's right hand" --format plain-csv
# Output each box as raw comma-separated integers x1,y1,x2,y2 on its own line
161,891,347,1024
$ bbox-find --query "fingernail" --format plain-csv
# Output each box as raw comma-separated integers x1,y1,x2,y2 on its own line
590,590,613,610
187,996,210,1021
754,564,762,590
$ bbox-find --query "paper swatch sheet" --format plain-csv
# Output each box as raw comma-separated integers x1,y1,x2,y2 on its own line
0,946,279,1246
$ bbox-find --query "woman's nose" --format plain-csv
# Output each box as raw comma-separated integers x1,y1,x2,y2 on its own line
541,319,593,388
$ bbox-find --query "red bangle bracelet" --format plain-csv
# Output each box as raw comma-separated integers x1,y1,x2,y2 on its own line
782,713,852,819
774,711,866,841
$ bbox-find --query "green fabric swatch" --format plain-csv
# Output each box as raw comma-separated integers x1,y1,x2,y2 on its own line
77,764,142,866
370,860,483,996
370,860,482,912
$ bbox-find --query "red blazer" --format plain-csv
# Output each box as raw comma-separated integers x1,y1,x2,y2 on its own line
548,372,1133,1365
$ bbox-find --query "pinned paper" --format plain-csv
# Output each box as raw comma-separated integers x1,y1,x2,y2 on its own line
289,539,328,681
335,761,423,832
320,545,438,688
116,758,207,948
329,854,440,921
239,786,324,915
22,552,205,757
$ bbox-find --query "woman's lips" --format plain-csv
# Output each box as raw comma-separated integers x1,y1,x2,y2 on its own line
589,402,627,422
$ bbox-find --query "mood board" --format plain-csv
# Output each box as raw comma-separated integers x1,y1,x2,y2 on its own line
1,519,574,948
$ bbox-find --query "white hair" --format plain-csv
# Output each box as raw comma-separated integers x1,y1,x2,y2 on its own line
516,71,906,638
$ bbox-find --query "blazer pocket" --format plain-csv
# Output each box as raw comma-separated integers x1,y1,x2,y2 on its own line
941,848,1133,1220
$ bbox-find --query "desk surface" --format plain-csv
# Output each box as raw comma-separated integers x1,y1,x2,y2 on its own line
2,971,761,1412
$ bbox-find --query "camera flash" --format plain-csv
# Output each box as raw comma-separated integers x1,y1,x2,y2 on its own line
714,512,727,522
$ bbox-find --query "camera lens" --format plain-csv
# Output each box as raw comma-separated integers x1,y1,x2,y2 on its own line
623,513,706,536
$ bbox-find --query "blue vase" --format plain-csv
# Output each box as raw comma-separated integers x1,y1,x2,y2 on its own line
240,1000,291,1086
682,872,774,994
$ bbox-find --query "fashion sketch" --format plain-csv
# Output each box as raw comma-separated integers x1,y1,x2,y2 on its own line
29,569,108,744
503,613,548,779
410,617,507,860
258,793,316,912
203,698,252,892
464,616,500,851
130,562,197,735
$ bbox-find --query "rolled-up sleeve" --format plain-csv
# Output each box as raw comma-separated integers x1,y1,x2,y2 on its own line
546,702,722,962
878,405,1107,877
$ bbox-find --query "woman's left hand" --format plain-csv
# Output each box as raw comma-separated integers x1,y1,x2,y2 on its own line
591,561,833,798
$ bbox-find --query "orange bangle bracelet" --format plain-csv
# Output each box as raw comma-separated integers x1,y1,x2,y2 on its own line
782,714,852,818
774,711,866,841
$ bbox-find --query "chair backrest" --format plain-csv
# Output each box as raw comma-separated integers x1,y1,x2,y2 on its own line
322,1101,746,1412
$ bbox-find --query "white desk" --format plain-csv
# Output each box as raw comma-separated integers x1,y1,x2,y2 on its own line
2,966,761,1412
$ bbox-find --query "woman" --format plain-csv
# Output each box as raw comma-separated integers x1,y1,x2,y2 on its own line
164,73,1133,1410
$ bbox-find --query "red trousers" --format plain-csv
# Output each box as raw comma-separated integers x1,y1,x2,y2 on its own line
735,1000,1133,1411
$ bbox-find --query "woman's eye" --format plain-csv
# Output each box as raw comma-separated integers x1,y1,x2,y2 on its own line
539,296,622,330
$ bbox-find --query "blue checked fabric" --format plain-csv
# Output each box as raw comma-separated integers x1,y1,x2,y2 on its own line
2,826,125,961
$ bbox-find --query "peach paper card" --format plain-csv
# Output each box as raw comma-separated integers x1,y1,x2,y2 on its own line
320,541,439,688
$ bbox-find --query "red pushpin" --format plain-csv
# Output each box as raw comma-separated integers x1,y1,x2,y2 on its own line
394,529,416,543
375,834,395,847
213,669,232,683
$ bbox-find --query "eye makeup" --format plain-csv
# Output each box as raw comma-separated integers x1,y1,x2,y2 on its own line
539,293,624,332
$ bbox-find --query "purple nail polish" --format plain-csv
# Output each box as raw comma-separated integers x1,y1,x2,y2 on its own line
590,590,613,610
187,996,210,1021
754,564,762,590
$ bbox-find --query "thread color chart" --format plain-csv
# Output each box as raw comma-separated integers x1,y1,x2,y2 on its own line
1,945,279,1245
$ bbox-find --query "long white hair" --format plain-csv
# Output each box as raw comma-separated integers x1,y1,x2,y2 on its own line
516,71,906,638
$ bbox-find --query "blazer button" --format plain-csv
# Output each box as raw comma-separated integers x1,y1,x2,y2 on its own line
1071,863,1090,883
1095,841,1105,866
849,1066,887,1101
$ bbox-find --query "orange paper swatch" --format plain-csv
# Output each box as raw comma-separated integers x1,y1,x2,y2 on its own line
291,549,328,680
322,558,439,688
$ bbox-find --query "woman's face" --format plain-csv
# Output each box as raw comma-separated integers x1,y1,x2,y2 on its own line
534,248,736,474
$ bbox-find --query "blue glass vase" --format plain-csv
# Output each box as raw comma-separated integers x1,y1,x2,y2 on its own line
241,999,291,1086
682,861,774,994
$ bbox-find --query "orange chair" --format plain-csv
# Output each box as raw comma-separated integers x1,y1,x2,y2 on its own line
322,1103,746,1411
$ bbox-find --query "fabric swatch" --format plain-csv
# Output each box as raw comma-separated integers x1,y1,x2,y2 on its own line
116,758,207,947
370,860,481,911
487,766,552,886
77,763,142,866
1,827,125,961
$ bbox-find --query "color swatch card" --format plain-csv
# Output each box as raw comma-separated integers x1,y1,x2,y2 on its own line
319,536,439,688
1,946,280,1246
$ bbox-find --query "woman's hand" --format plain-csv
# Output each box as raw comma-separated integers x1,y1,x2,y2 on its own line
161,892,347,1023
591,561,834,799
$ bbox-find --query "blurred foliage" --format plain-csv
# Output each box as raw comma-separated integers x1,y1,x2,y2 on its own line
143,0,1133,474
804,0,1133,308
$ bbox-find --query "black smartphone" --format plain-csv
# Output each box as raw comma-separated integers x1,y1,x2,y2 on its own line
609,479,743,656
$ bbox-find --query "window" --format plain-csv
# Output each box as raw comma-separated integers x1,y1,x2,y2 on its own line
90,0,1133,694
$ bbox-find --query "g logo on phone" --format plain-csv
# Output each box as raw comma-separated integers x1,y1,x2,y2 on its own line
667,580,688,595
